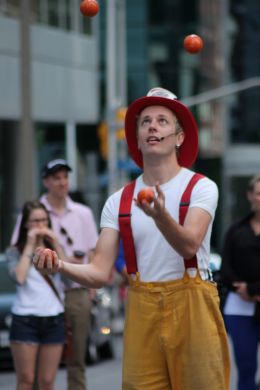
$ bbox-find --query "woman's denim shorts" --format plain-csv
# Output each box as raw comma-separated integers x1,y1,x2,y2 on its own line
10,313,65,344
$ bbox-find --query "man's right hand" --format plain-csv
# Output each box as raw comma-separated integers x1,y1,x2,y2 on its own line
33,246,60,274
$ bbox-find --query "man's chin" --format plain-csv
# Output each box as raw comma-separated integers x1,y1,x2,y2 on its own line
56,191,68,198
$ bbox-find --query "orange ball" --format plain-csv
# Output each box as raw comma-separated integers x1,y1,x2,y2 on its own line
183,34,203,54
42,248,55,266
80,0,99,17
137,188,154,204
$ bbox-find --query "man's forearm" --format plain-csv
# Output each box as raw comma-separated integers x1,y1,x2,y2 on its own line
155,208,198,259
59,260,109,288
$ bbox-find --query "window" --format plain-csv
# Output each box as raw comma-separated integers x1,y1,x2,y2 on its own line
1,0,93,34
36,0,92,34
0,0,20,18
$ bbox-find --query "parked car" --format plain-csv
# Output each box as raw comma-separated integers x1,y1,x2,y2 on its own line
86,287,114,364
0,255,15,369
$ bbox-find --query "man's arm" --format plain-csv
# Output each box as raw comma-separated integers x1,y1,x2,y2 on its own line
33,227,120,289
155,206,211,259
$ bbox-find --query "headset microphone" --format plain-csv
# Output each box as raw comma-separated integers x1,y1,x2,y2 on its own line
159,133,176,142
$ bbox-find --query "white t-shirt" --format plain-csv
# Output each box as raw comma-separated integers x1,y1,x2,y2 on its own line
101,168,218,282
6,247,64,316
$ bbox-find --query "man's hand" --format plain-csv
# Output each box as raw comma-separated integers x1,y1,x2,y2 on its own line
33,247,61,274
135,183,165,221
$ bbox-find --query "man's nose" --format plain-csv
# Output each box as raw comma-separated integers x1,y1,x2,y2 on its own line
148,119,157,131
60,179,68,186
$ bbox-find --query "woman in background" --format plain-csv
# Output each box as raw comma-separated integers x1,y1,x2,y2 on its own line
221,174,260,390
6,200,65,390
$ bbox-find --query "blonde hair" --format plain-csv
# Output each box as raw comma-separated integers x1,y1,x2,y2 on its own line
248,174,260,192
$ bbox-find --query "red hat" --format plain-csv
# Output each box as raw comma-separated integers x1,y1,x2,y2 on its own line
124,87,199,168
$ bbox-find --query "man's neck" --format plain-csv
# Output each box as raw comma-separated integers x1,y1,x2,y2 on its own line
250,212,260,235
142,160,182,186
46,193,67,215
252,211,260,224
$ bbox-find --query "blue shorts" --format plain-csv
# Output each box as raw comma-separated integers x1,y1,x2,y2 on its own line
10,313,65,345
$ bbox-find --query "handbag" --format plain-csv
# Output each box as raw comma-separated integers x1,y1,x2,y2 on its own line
43,274,73,361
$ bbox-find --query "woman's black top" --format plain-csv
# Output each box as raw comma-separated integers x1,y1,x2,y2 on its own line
220,212,260,296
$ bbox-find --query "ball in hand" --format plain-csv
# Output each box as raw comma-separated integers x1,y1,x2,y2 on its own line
137,188,154,204
183,34,203,54
42,248,55,266
80,0,99,17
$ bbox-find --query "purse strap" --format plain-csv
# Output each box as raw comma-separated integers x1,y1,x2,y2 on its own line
43,274,64,306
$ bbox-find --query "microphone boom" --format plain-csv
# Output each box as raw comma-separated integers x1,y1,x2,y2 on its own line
160,133,176,141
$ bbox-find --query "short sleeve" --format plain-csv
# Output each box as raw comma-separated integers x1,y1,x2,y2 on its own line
100,189,123,231
189,177,219,219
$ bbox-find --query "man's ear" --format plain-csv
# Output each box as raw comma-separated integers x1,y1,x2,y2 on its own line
246,190,253,204
42,177,48,189
177,131,185,147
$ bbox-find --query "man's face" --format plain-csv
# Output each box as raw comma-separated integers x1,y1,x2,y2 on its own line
43,169,69,199
247,181,260,213
136,105,184,160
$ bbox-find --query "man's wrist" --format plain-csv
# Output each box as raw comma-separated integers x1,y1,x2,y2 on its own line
58,259,65,273
154,207,171,227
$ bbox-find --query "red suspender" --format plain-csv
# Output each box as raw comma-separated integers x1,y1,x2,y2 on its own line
179,173,204,269
118,180,138,274
118,173,204,274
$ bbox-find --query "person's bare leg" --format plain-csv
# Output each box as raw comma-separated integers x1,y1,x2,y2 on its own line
11,342,39,390
37,344,63,390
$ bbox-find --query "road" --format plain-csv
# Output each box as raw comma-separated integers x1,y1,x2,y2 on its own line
0,334,260,389
0,334,123,390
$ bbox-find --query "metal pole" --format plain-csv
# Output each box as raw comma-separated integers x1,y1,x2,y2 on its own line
15,0,36,210
106,0,119,195
65,122,77,191
118,0,127,106
117,0,128,188
182,77,260,107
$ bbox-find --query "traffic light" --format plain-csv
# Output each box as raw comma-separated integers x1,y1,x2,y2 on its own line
98,121,108,159
116,107,127,141
97,108,127,159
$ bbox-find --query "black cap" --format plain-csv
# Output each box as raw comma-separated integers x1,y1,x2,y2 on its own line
42,159,72,178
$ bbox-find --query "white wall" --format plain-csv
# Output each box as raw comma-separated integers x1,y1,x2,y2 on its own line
0,15,99,123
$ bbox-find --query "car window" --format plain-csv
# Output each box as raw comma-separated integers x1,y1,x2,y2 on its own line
0,256,16,294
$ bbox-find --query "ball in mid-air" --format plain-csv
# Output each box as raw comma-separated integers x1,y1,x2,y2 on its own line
183,34,203,54
80,0,99,17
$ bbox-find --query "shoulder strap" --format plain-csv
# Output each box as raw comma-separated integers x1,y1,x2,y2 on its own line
179,173,205,225
179,173,205,269
118,180,138,274
42,274,64,306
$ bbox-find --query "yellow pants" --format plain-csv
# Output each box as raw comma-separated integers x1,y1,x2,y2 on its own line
122,272,230,390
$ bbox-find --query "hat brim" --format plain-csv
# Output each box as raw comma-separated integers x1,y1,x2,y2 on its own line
42,164,72,178
125,96,199,168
